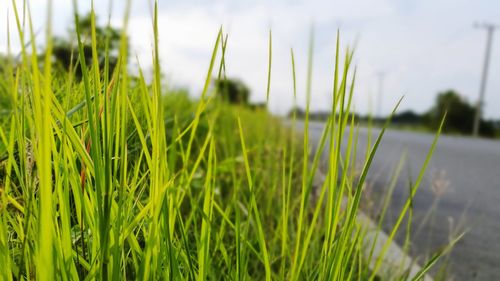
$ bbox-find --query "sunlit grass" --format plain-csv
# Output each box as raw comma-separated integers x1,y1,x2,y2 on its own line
0,1,460,280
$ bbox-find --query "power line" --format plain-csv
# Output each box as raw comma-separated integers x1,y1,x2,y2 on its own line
472,22,500,137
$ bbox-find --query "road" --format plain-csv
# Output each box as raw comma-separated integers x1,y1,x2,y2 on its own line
306,121,500,281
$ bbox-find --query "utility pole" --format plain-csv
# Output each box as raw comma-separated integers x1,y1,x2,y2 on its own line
473,22,499,137
376,72,385,118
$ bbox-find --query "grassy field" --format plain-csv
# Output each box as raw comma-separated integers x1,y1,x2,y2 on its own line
0,1,458,280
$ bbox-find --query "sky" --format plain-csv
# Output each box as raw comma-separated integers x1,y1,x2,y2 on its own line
2,0,500,118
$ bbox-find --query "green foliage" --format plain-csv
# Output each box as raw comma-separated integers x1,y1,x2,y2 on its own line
52,12,122,77
215,78,250,104
0,55,13,120
391,110,422,125
428,90,495,137
428,90,475,133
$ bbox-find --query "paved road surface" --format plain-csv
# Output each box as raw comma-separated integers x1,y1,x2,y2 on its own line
306,121,500,281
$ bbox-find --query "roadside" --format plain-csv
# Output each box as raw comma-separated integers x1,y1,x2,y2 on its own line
312,170,433,281
306,120,500,281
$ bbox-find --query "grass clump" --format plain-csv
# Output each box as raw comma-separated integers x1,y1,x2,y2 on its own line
0,1,458,280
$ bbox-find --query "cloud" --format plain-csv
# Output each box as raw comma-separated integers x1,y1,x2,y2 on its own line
2,0,500,118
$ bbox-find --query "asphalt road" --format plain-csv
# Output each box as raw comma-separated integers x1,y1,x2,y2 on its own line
306,121,500,281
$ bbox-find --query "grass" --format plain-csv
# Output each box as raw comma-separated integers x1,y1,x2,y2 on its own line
0,1,460,280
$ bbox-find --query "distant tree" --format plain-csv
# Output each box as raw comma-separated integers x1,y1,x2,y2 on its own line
0,54,13,116
52,12,123,78
428,90,474,133
0,54,7,74
215,78,250,105
249,102,267,111
392,110,423,125
428,90,495,137
287,106,305,119
479,120,497,137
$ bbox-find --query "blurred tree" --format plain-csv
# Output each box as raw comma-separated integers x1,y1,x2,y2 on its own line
392,110,423,125
52,12,123,78
215,78,250,105
249,102,267,111
0,54,7,74
428,90,495,137
0,54,13,117
428,90,474,133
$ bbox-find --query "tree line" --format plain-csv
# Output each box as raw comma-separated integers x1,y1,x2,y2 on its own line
290,89,499,138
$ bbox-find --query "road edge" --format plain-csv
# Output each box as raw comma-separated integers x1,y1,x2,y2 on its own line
313,170,433,281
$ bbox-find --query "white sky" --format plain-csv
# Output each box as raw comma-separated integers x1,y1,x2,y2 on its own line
2,0,500,118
